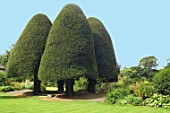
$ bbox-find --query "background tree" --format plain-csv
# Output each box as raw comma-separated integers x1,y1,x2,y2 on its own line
138,56,158,69
153,68,170,95
38,4,98,96
6,14,52,94
88,17,118,92
0,50,11,67
164,58,170,68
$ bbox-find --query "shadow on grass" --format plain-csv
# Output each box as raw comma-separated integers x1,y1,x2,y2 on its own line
0,96,23,99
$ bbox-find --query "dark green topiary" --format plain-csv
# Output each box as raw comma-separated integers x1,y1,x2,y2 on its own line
38,4,98,95
6,14,52,94
88,17,118,82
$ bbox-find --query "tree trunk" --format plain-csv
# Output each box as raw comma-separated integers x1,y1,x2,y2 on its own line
87,78,96,93
57,80,64,92
33,75,41,95
66,79,74,96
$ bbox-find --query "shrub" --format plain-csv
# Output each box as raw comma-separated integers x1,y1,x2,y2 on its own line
105,87,131,104
125,95,143,106
24,80,34,89
0,86,14,92
10,82,25,90
144,94,170,109
88,17,118,82
39,4,97,81
0,72,9,86
153,68,170,95
74,77,88,92
131,82,156,99
38,4,98,95
6,14,52,94
96,82,108,93
96,82,121,93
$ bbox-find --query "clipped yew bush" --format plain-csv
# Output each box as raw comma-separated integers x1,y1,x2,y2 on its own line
38,4,98,96
6,14,52,94
88,17,118,82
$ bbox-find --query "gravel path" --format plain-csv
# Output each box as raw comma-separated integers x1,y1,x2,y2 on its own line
7,89,33,97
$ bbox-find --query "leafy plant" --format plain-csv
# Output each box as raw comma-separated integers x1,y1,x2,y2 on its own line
153,68,170,95
105,87,131,104
131,82,156,99
125,95,143,106
0,86,14,92
74,77,88,92
144,94,170,109
0,72,10,86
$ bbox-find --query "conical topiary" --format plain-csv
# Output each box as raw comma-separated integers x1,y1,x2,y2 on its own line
6,14,52,94
38,4,98,96
88,17,118,82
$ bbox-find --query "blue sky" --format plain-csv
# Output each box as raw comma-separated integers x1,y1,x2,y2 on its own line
0,0,170,69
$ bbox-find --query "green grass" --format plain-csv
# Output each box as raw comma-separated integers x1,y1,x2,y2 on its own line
45,87,58,91
0,93,169,113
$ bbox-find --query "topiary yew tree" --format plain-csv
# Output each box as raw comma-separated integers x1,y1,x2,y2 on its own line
88,17,118,83
38,4,98,96
6,14,52,94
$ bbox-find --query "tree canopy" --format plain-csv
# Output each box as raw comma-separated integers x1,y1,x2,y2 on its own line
138,56,158,69
6,14,52,93
38,4,98,84
88,17,118,82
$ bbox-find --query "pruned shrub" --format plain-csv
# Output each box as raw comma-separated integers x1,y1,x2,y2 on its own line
88,17,118,82
6,14,52,94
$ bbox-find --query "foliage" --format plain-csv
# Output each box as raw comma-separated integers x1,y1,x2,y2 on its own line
0,72,10,86
138,56,158,69
0,86,14,92
164,59,170,68
130,82,156,99
144,94,170,109
10,82,25,90
105,87,131,104
6,14,52,79
96,82,109,93
74,77,88,92
120,66,157,81
125,95,143,106
39,4,98,83
0,50,11,67
88,17,118,82
105,87,143,106
24,80,34,89
153,68,170,95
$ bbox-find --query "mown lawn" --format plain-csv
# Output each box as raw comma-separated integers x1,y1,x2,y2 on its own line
0,93,169,113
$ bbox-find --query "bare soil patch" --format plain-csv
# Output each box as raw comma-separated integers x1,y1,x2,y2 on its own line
7,90,105,102
41,92,105,102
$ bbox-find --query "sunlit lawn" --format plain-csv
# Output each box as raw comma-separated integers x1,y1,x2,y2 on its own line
45,87,58,91
0,92,169,113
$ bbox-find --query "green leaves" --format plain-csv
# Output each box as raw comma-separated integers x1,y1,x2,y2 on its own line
38,4,98,83
88,17,118,82
153,68,170,95
6,14,52,79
